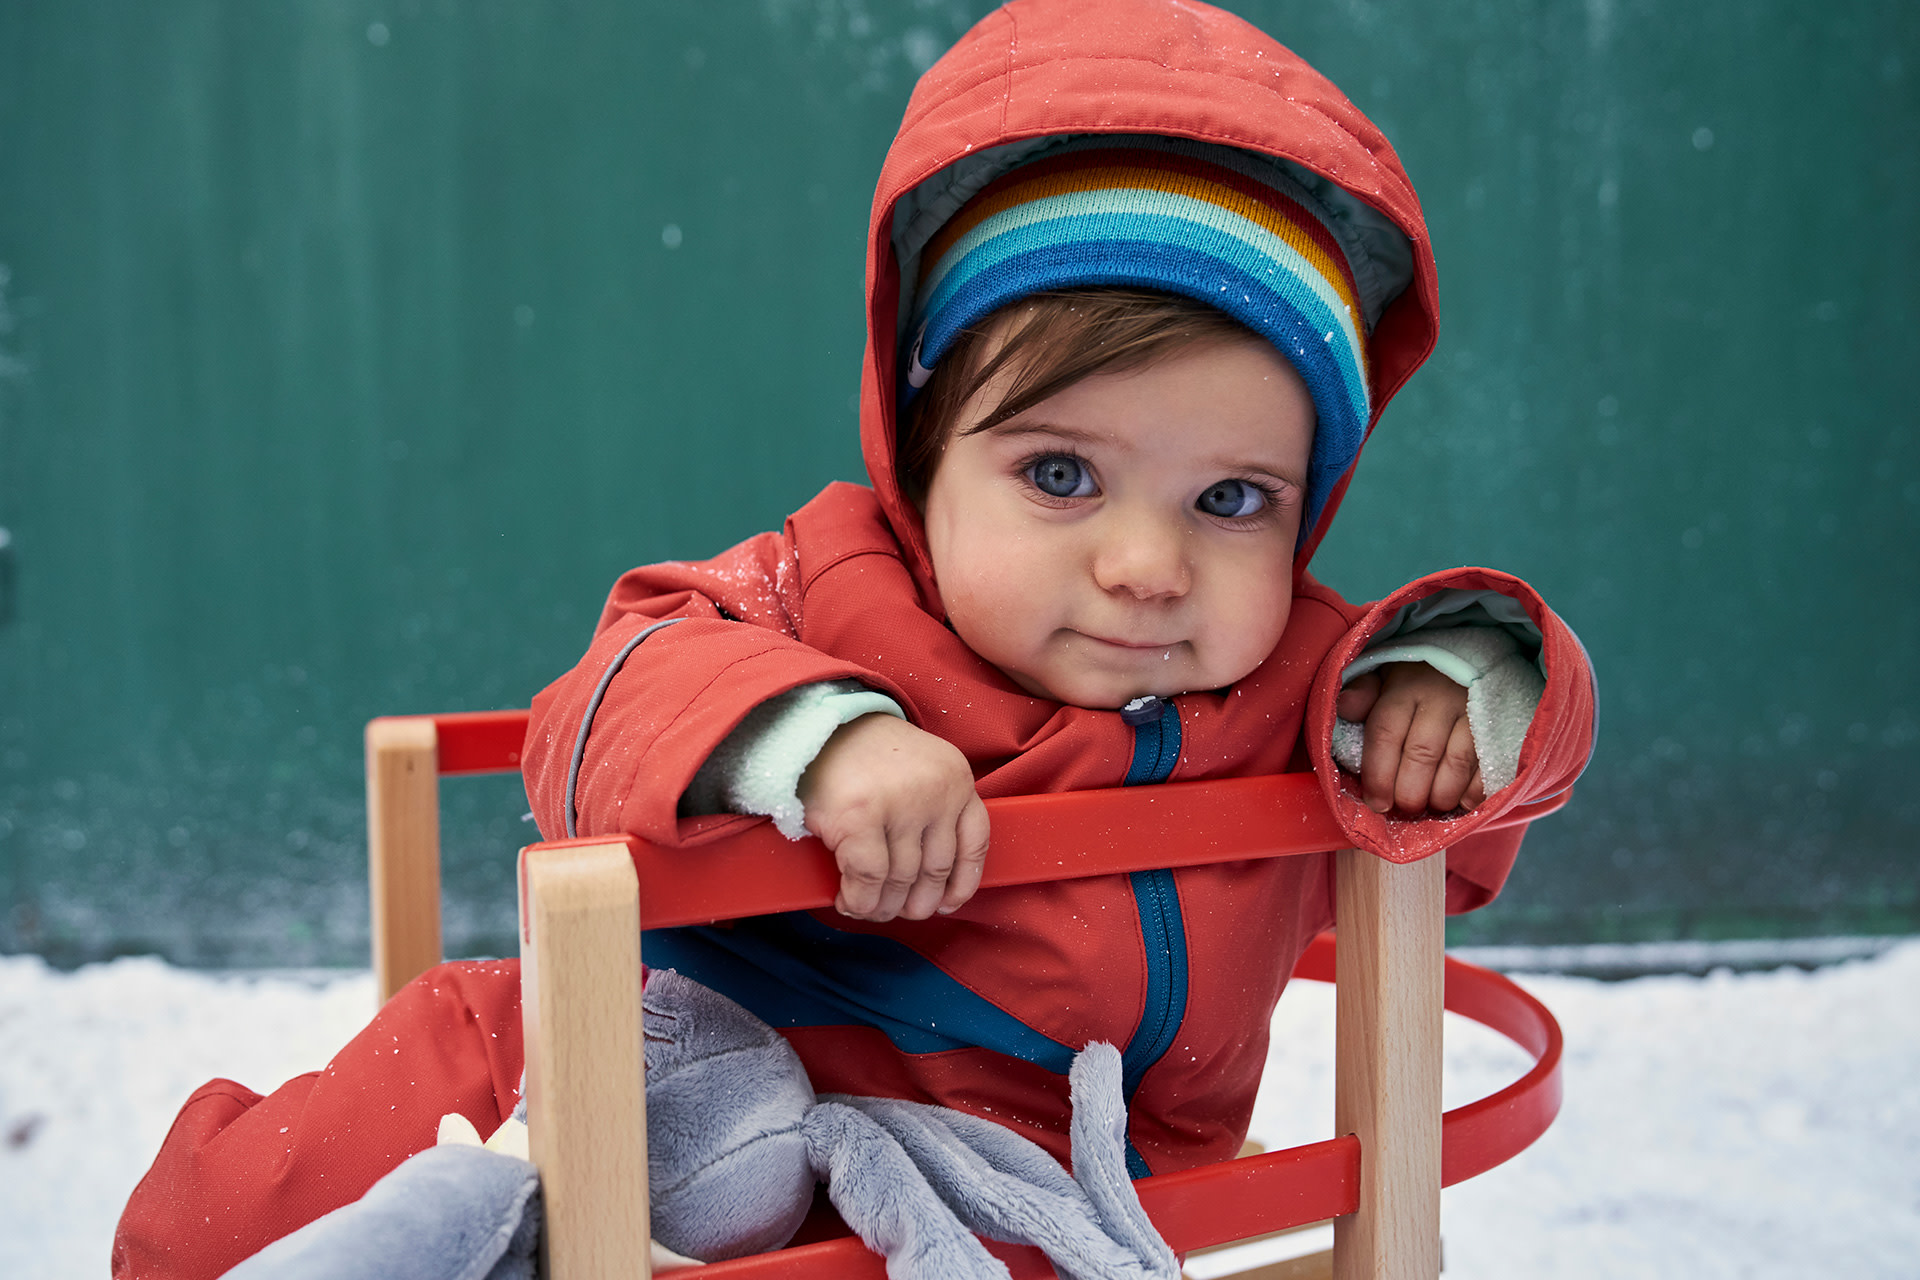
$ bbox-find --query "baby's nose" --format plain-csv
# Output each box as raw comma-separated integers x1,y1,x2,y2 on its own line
1092,514,1191,600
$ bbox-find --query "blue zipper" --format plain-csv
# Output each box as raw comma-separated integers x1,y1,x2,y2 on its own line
1118,697,1189,1178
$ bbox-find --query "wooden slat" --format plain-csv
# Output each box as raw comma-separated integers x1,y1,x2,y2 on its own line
521,842,652,1280
365,716,442,1004
1332,849,1445,1280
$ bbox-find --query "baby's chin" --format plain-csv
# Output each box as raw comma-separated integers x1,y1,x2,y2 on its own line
1019,664,1223,711
989,634,1265,708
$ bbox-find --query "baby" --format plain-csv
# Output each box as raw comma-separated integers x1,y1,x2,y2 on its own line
114,2,1594,1275
521,0,1593,1182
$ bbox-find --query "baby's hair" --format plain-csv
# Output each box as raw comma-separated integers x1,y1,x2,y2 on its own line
897,288,1259,507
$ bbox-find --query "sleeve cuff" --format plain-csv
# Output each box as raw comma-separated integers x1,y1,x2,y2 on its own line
1329,625,1546,795
681,679,906,839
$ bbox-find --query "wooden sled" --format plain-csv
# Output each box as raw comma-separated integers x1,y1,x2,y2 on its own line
368,710,1567,1280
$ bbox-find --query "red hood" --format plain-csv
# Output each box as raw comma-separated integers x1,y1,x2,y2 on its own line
856,0,1439,604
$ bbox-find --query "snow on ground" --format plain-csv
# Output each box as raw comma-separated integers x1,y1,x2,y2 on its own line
4,943,1918,1279
0,959,377,1277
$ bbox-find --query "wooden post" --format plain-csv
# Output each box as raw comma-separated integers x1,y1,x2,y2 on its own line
1332,849,1445,1280
366,716,442,1004
520,842,652,1280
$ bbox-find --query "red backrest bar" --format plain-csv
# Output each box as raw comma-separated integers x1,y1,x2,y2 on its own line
533,774,1342,932
429,710,530,775
419,705,1571,840
529,774,1568,932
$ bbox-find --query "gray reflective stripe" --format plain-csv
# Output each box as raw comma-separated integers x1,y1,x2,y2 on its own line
565,617,687,838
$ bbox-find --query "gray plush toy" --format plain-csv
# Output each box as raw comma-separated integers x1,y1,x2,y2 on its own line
221,968,1178,1280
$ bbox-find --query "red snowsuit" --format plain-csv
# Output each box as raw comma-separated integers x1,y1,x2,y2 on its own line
115,3,1594,1276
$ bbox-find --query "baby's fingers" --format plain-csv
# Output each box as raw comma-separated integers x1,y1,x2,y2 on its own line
900,822,957,921
833,826,901,920
939,794,990,915
1336,670,1383,725
1358,694,1412,813
1390,701,1477,814
1425,717,1480,813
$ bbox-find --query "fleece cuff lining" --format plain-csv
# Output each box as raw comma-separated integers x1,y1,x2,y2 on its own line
1329,624,1546,796
681,680,906,839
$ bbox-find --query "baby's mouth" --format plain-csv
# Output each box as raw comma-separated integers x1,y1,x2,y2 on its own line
1078,632,1182,653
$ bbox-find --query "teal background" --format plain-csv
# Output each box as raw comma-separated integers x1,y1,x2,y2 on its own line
1,1,1914,966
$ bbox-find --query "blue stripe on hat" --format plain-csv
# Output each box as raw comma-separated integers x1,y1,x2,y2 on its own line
918,188,1365,360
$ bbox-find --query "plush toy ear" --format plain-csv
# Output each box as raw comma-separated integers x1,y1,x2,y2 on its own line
814,1043,1179,1280
1064,1042,1179,1275
804,1102,1015,1279
641,968,818,1262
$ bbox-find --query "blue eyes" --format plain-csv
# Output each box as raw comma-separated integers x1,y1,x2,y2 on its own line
1022,454,1274,519
1027,455,1095,497
1196,478,1266,519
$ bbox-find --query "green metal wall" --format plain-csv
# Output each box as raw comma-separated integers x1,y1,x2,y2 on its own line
1,1,1914,966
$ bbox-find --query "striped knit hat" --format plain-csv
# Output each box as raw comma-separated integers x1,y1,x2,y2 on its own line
904,136,1377,540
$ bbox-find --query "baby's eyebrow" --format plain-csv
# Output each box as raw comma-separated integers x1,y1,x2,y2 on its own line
964,419,1105,443
1214,458,1308,487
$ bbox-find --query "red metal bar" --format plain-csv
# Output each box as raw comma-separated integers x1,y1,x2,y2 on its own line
1137,1135,1361,1251
690,1235,887,1279
429,709,530,775
526,777,1569,931
524,775,1345,932
413,705,1572,842
347,711,527,775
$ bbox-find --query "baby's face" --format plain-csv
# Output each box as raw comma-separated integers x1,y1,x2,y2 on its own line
921,336,1315,709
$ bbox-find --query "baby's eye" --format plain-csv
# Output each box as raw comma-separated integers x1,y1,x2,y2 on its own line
1026,455,1096,498
1196,478,1268,519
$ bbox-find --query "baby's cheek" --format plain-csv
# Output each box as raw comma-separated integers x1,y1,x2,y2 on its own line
947,530,1049,612
1212,588,1293,685
939,559,1008,630
940,568,1026,660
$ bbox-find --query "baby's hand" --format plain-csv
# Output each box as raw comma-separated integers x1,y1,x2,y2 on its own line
1335,662,1483,815
797,714,990,922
